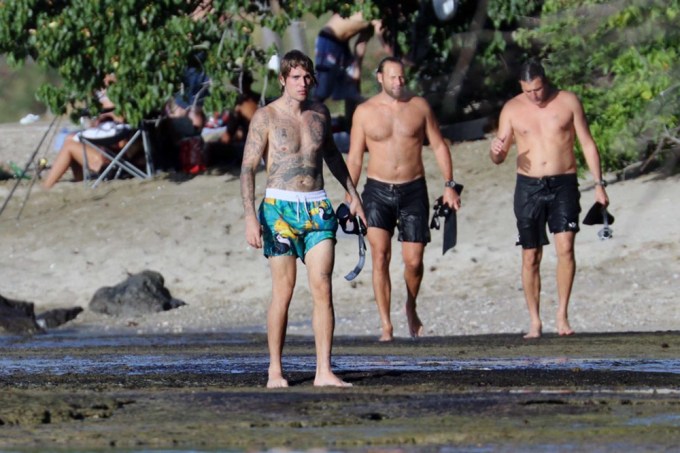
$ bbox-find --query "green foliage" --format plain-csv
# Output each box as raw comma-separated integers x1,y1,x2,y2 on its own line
515,0,680,171
10,0,673,174
0,0,547,127
0,0,280,124
487,0,543,28
381,0,542,121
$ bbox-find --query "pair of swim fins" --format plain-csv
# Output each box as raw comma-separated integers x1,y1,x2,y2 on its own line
583,202,615,241
430,183,464,255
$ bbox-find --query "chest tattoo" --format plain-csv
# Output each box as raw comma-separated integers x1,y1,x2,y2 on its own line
308,114,325,145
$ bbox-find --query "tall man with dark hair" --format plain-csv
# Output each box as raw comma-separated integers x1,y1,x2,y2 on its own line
240,50,365,387
490,60,609,338
346,56,461,342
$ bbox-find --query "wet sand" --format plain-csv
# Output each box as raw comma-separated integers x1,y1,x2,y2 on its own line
1,331,679,451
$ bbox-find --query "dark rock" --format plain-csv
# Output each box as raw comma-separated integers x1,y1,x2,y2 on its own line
89,270,186,316
36,307,84,329
1,294,83,335
0,295,41,334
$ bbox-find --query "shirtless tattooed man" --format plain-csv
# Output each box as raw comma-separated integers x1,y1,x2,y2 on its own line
346,57,461,342
490,60,609,339
240,50,365,387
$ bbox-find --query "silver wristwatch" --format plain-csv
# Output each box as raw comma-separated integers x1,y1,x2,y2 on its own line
444,180,458,188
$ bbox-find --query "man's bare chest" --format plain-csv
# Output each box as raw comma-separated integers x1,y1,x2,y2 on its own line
366,110,425,142
513,108,573,139
270,114,326,153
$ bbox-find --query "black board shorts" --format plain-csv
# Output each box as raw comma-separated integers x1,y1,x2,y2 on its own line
514,173,581,249
362,177,431,243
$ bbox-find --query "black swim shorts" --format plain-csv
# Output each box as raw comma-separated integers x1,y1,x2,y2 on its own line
362,177,431,243
514,173,581,249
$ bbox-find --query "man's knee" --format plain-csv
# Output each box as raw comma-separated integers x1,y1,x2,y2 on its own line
522,248,542,269
403,255,424,275
371,257,390,278
369,243,391,267
554,233,575,260
402,241,425,269
308,273,332,296
271,276,297,303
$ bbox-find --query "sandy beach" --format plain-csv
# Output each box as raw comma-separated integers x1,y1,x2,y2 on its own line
1,118,679,338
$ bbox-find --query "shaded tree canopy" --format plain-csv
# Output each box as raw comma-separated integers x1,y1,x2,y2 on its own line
0,0,276,124
0,0,537,125
1,0,677,172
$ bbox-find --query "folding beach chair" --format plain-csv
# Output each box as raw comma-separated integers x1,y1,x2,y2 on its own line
79,119,157,188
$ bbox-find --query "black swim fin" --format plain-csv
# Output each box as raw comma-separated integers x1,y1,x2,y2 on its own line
583,202,615,226
431,184,463,255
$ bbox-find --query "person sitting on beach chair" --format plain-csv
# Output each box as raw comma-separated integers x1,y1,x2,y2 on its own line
42,77,141,189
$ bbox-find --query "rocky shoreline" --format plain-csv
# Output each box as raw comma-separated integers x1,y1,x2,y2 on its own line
1,331,679,451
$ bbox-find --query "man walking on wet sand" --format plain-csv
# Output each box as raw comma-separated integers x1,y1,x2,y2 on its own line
346,57,461,342
240,50,365,388
490,60,609,338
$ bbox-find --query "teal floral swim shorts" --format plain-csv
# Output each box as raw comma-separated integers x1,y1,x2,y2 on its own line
258,189,338,261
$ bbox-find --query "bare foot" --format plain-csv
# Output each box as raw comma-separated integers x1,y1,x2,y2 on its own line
405,303,424,338
378,323,394,342
267,371,289,388
557,319,575,336
523,321,542,339
314,373,353,388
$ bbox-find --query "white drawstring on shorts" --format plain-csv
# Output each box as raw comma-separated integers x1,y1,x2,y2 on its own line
265,188,327,221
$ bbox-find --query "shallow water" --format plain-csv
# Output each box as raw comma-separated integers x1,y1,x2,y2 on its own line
3,354,679,377
0,328,254,349
2,329,679,377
